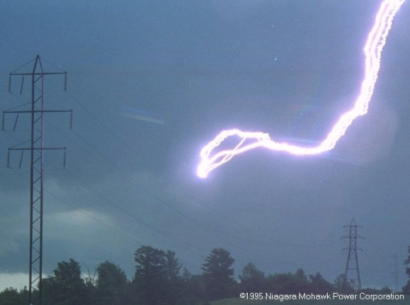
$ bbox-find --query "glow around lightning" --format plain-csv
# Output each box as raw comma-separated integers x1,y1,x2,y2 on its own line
197,0,405,178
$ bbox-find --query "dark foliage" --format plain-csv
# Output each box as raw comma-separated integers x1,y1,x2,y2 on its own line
95,261,128,305
265,269,337,294
202,248,236,301
334,273,355,294
134,245,182,305
0,287,26,305
308,272,335,294
43,258,88,305
0,245,398,304
403,244,410,294
239,262,266,292
361,286,392,295
179,269,206,305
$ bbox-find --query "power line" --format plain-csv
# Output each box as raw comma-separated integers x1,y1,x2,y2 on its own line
41,109,266,250
3,60,361,273
5,164,204,272
43,116,340,266
61,88,316,249
59,167,208,257
53,85,351,268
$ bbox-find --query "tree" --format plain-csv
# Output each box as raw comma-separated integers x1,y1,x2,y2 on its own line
164,250,181,281
179,268,206,305
361,286,392,294
403,281,410,295
308,272,335,294
134,246,166,305
202,248,235,301
96,261,127,305
265,270,313,294
266,272,296,294
293,269,310,293
334,274,355,294
239,263,265,292
134,245,182,305
163,250,182,303
82,267,98,305
403,245,410,294
43,258,88,305
0,288,24,305
380,286,392,294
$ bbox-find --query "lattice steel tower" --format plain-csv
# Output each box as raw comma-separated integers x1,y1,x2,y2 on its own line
342,218,364,290
4,55,71,305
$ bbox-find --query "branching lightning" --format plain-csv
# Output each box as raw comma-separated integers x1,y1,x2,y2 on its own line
197,0,405,178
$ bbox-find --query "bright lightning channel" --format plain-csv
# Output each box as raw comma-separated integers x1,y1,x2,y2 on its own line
197,0,405,178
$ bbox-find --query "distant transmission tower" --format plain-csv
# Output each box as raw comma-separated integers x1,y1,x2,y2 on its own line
342,218,364,291
4,55,72,305
391,253,400,293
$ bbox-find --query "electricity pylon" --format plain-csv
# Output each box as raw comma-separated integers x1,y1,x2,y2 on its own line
4,55,72,305
342,218,364,291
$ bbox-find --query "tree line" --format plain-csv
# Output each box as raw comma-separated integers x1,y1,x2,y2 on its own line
1,244,409,305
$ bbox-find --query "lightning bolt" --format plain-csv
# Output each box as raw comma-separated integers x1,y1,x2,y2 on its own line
197,0,405,178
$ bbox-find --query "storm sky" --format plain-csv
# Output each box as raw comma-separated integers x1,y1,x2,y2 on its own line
1,0,410,291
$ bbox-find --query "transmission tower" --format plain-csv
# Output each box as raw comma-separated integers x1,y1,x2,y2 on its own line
4,55,72,305
342,218,364,291
390,253,400,293
394,253,399,292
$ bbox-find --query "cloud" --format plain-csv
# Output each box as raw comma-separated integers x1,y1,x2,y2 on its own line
47,209,116,237
0,190,28,258
0,273,27,291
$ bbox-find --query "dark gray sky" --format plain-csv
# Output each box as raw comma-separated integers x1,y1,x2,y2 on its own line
1,0,410,291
